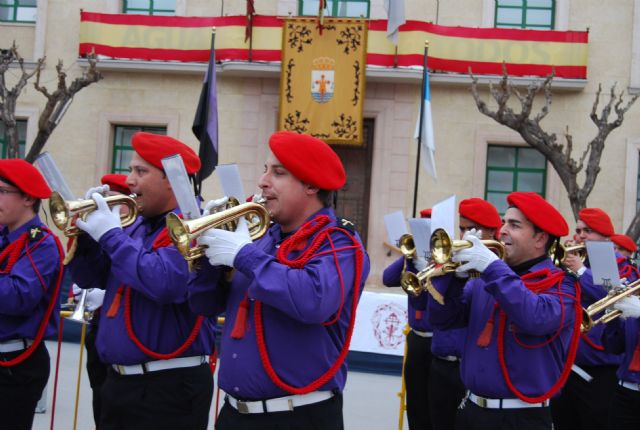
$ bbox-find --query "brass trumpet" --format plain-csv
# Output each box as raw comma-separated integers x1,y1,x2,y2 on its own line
166,200,270,262
550,242,587,266
50,191,138,237
431,228,506,266
399,234,416,259
401,262,455,303
581,278,640,332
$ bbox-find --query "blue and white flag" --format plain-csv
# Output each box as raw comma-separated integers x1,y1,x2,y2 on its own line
414,55,437,181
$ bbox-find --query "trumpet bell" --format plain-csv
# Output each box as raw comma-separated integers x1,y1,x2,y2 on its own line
167,201,271,263
550,243,587,266
581,279,640,332
63,289,92,324
399,234,416,259
49,191,138,237
431,228,505,265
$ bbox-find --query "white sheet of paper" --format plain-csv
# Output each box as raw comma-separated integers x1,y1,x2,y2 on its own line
585,241,621,288
431,195,456,244
408,218,432,259
383,211,408,246
216,164,245,202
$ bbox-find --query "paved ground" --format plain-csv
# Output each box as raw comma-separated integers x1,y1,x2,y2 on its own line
33,340,408,430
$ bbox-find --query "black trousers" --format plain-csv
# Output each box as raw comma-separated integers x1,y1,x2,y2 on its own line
85,326,108,427
405,330,433,430
215,392,343,430
0,342,50,430
607,385,640,430
428,357,466,430
551,365,618,430
456,400,552,430
99,362,213,430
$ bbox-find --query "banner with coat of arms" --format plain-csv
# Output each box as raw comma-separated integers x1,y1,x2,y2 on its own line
278,18,367,145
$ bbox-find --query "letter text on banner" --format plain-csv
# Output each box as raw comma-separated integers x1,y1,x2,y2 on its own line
278,18,367,145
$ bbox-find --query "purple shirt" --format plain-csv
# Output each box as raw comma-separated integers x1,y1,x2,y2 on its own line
382,256,432,332
575,254,636,366
601,317,640,383
0,216,61,341
189,207,370,400
429,258,578,399
68,212,217,365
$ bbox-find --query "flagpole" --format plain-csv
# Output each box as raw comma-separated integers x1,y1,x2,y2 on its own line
195,27,216,196
412,40,429,217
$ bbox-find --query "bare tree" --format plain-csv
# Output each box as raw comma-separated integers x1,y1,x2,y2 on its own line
0,42,102,162
470,66,639,238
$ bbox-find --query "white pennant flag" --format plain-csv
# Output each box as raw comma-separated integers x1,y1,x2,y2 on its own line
384,0,406,45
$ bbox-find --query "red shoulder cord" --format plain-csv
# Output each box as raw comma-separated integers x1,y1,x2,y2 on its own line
117,227,204,360
0,227,65,367
496,268,583,403
254,215,364,395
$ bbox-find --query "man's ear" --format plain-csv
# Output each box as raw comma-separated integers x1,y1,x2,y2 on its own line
304,183,320,196
22,194,36,209
534,231,549,251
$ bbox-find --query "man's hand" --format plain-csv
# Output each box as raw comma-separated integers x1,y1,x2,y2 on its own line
452,234,499,274
613,295,640,319
76,193,122,242
202,197,230,217
562,252,584,274
197,227,252,267
84,185,110,200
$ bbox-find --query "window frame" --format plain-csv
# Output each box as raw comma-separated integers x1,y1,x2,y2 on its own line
122,0,175,15
494,0,555,30
484,145,548,214
0,120,27,159
298,0,370,19
111,124,167,174
0,0,37,24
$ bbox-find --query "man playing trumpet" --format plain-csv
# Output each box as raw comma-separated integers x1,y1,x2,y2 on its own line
0,160,63,430
188,131,370,430
68,132,216,430
428,192,581,430
553,208,639,430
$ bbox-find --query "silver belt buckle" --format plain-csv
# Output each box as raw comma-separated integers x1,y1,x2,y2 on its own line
116,365,125,375
477,396,487,408
237,400,250,414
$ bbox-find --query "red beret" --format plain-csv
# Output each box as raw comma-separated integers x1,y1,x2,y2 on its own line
420,208,432,218
507,192,568,237
101,174,130,194
578,208,614,237
0,159,51,199
610,234,637,253
269,131,346,190
131,132,201,175
459,198,501,229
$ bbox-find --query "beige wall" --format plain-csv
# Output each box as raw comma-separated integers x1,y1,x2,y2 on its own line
4,0,640,289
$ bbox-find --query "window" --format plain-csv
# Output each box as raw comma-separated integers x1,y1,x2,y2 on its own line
495,0,555,30
123,0,175,16
299,0,370,19
484,145,547,214
112,125,166,174
0,0,37,23
0,120,26,158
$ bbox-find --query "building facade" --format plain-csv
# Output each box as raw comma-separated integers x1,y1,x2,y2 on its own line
2,0,640,288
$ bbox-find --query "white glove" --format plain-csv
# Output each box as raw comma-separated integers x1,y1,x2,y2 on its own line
202,197,230,216
413,256,428,272
71,284,105,312
465,228,482,240
196,227,252,267
84,184,110,200
452,233,499,274
613,295,640,319
76,193,122,242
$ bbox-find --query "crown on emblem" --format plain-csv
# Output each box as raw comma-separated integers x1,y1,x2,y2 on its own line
312,57,335,71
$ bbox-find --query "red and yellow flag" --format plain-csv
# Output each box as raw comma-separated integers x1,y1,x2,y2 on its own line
79,12,588,79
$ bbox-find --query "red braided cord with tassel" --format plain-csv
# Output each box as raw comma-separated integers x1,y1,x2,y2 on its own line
496,272,583,403
0,227,65,367
118,225,205,360
254,215,364,395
